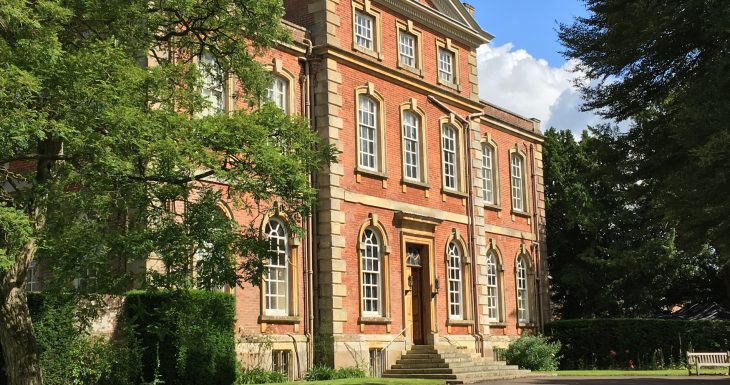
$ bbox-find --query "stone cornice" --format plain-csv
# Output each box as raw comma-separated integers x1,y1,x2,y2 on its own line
480,115,545,143
318,45,483,113
373,0,493,48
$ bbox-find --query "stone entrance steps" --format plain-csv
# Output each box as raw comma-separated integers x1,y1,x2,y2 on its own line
382,345,532,384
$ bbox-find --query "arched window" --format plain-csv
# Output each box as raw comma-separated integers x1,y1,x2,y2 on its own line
402,111,421,181
358,95,378,171
447,241,463,320
486,251,499,321
482,143,496,205
265,219,289,316
267,75,289,113
442,124,458,190
361,228,382,316
516,255,530,323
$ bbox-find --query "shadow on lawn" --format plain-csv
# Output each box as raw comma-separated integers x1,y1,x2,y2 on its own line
520,377,730,385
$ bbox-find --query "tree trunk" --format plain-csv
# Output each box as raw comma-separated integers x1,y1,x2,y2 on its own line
0,239,43,385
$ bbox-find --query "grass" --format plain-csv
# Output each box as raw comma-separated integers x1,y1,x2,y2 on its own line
261,378,445,385
551,368,729,376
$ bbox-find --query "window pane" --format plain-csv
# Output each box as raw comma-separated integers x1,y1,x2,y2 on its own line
483,144,494,204
267,76,288,112
355,12,374,50
486,252,498,321
447,242,462,319
511,155,524,211
361,229,381,316
403,111,420,181
517,256,529,323
358,96,378,170
438,49,454,84
399,32,416,67
265,220,289,315
199,52,225,115
442,125,457,189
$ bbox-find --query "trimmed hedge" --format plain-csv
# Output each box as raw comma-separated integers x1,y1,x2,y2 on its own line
546,319,730,369
125,290,236,385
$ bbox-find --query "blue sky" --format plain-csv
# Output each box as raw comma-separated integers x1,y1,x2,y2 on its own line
473,1,589,67
470,1,602,134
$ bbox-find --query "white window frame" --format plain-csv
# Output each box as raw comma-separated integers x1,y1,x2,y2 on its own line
354,10,374,51
516,255,530,323
267,75,289,113
510,153,527,212
361,228,382,316
402,111,420,182
27,260,39,293
447,242,463,320
486,251,499,322
442,124,458,191
198,52,225,116
265,219,289,316
399,31,416,68
358,95,378,171
438,48,454,85
483,143,496,205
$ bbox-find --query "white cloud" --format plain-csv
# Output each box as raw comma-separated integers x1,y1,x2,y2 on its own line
477,43,604,135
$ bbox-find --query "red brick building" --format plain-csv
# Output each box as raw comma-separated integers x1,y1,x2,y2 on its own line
230,0,550,379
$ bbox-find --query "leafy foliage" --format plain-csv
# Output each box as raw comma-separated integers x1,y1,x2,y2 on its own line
235,367,286,385
543,127,725,317
125,290,236,385
503,334,561,371
547,319,730,370
302,365,365,381
0,0,335,382
558,0,730,295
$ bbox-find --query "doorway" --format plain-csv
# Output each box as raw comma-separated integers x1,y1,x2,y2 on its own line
407,245,428,345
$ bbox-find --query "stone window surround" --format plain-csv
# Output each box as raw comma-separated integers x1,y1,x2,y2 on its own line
508,146,531,216
514,247,535,327
258,212,301,327
444,229,473,327
395,19,424,76
485,239,507,325
399,99,429,187
354,82,388,179
439,115,468,197
352,0,384,60
357,214,392,325
263,58,297,115
435,37,461,92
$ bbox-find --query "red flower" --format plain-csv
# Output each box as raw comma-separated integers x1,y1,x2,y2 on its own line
610,350,617,358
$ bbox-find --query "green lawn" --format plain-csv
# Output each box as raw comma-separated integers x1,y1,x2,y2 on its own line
261,379,444,385
551,369,729,376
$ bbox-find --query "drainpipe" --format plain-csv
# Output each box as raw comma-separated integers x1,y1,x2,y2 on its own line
528,144,544,332
298,37,316,371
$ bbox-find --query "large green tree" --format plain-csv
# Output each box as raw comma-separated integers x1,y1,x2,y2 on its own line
558,0,730,292
0,1,335,384
544,127,724,318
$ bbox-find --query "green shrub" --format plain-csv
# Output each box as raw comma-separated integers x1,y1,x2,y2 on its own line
303,365,366,381
304,364,336,381
0,293,142,385
235,366,287,384
333,367,366,379
125,289,236,385
503,334,561,371
546,319,730,369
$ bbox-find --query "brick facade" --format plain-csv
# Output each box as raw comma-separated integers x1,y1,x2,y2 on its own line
230,0,550,377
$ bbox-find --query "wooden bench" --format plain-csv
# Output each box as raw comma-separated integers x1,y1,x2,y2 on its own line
686,352,730,375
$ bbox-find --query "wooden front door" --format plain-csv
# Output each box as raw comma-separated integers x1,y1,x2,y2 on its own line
411,266,424,344
407,245,427,345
